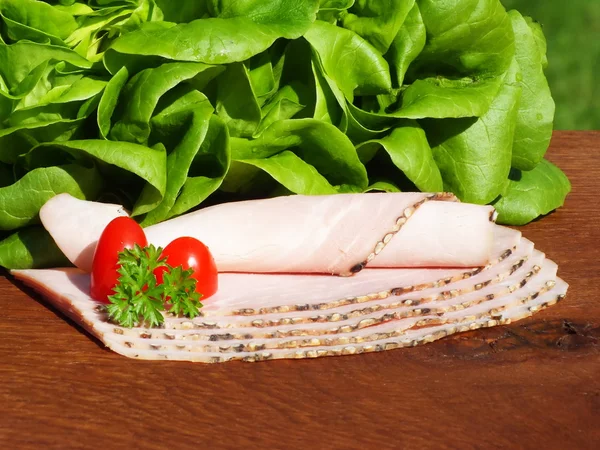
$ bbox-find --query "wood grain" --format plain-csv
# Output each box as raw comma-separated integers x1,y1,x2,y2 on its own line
1,131,599,450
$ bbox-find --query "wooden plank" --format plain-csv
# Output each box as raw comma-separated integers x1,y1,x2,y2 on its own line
1,131,598,449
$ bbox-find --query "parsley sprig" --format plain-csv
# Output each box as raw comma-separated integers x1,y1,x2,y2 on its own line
106,244,203,328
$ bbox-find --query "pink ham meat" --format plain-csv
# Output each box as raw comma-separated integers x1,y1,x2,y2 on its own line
39,197,128,273
24,192,567,363
40,192,495,275
11,260,567,362
12,226,568,363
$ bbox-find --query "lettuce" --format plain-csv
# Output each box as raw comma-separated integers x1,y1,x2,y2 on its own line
0,0,569,269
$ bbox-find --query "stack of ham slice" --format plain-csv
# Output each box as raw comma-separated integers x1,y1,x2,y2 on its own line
12,193,568,363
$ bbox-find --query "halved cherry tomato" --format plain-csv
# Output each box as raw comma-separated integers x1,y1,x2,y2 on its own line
154,237,218,300
90,216,147,303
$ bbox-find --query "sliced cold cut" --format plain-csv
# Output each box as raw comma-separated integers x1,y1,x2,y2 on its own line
40,193,496,275
11,238,567,363
11,265,567,362
23,192,567,363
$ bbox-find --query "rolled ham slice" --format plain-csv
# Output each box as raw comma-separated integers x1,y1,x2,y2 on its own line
39,198,128,273
40,193,496,275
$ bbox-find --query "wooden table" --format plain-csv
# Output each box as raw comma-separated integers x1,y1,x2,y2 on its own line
1,131,598,449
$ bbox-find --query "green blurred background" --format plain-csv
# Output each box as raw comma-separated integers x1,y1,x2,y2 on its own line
501,0,599,130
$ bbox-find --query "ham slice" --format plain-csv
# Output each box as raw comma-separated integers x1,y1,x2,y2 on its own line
198,227,525,318
21,192,567,363
15,248,547,343
11,256,567,362
39,197,128,273
40,193,496,275
12,233,533,331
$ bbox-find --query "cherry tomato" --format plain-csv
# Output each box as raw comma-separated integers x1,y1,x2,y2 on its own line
155,237,218,300
90,216,147,303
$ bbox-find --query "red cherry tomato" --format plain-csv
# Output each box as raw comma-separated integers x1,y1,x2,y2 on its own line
155,237,218,300
90,217,147,303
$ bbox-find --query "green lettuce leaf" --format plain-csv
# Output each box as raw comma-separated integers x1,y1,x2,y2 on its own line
425,65,522,204
169,115,231,218
0,164,102,230
0,0,78,41
494,159,571,225
508,10,554,171
385,2,425,87
231,118,368,192
104,0,319,71
341,0,415,54
304,20,392,100
357,121,443,192
0,226,71,270
414,0,515,76
0,0,570,268
110,62,223,143
139,90,215,224
24,140,167,215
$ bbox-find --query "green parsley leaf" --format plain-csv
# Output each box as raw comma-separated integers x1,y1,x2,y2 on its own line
162,266,204,320
106,244,205,328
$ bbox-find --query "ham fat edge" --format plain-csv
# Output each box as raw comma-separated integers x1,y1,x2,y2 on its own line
12,193,568,363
